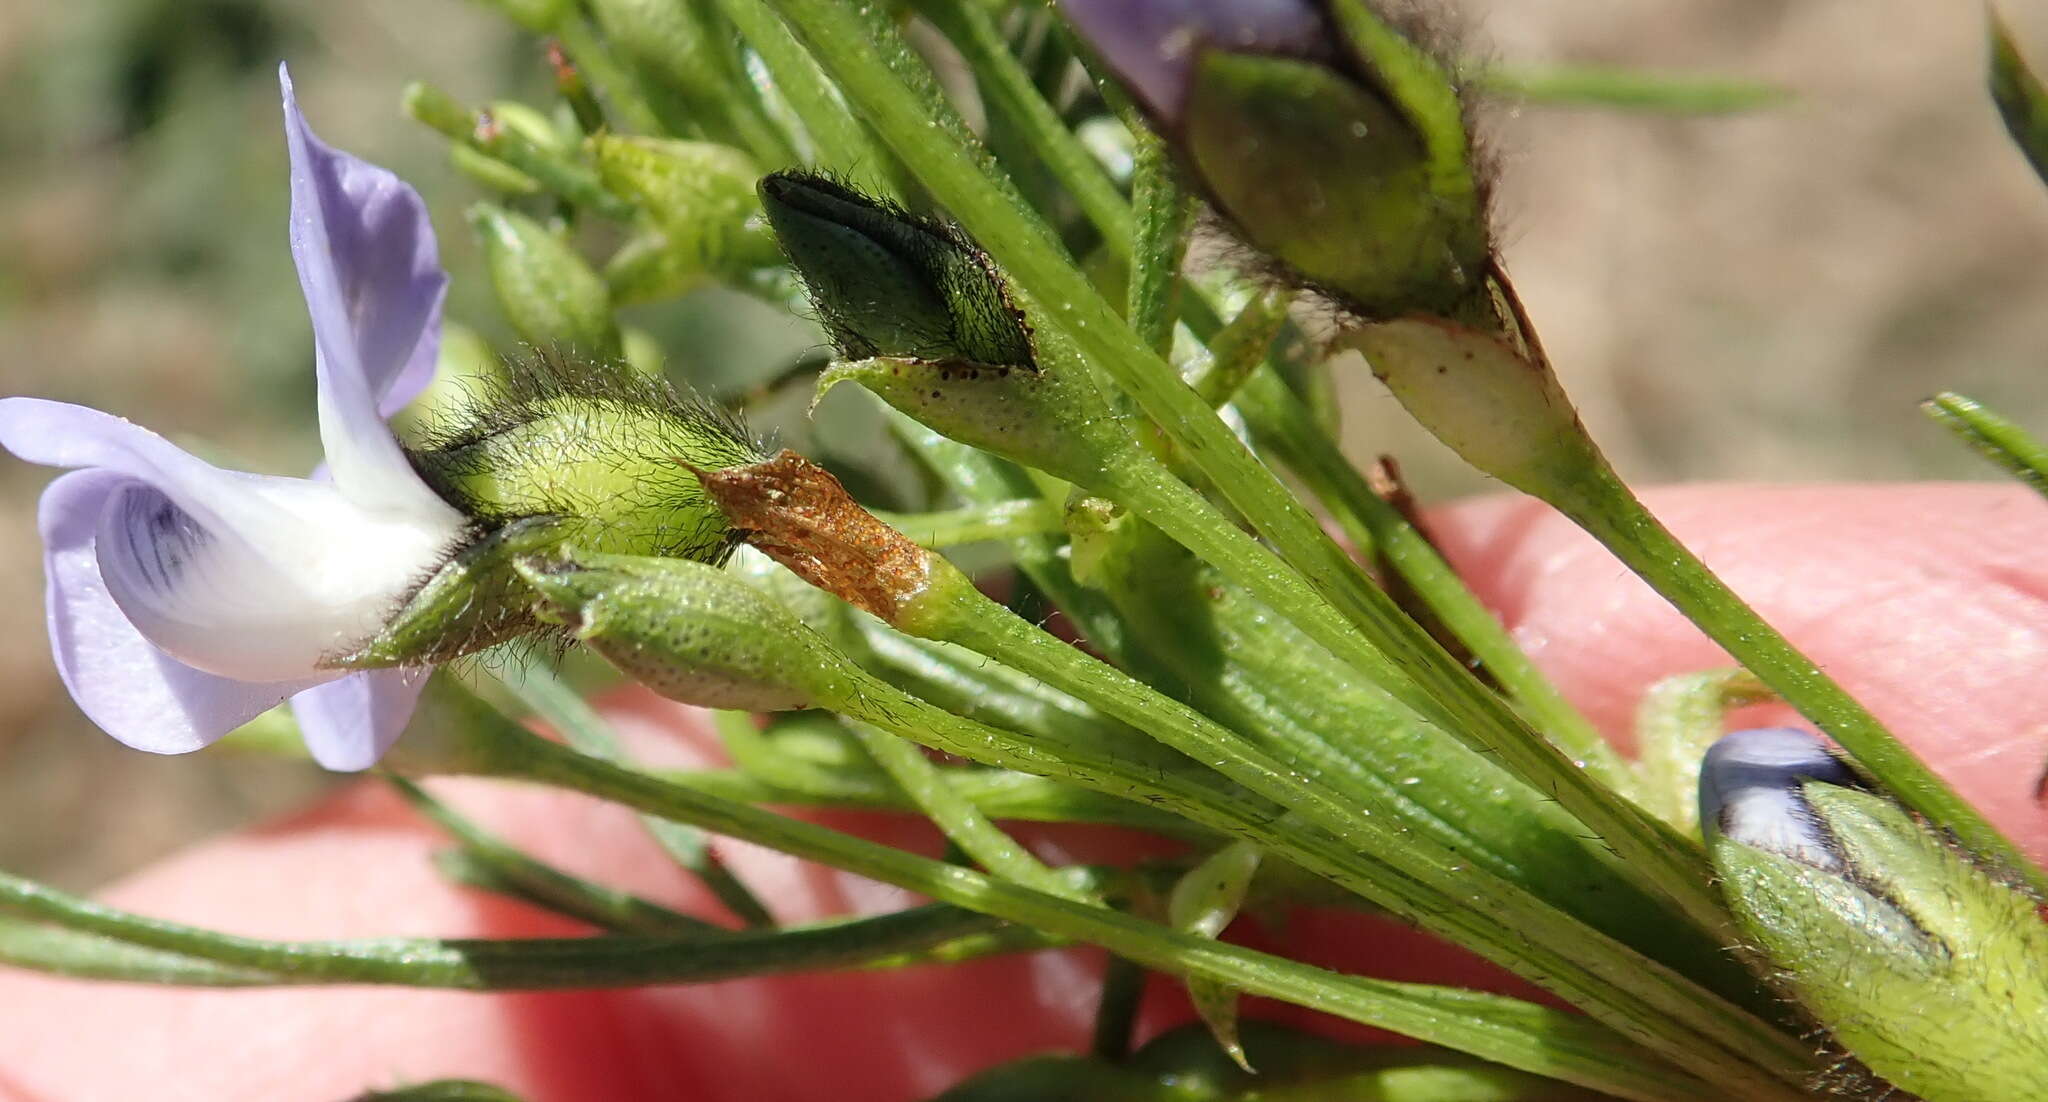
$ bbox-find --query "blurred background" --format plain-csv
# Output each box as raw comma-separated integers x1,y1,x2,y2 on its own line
0,0,2043,888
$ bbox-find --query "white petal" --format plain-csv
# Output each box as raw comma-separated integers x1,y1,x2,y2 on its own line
96,478,458,681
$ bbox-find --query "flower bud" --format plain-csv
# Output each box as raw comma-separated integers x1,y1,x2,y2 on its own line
592,134,783,294
1060,0,1490,318
468,203,622,358
514,550,825,711
1702,728,2048,1100
338,355,764,669
758,171,1035,369
446,101,567,196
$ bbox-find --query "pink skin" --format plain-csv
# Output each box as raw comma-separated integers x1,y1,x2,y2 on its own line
0,483,2042,1102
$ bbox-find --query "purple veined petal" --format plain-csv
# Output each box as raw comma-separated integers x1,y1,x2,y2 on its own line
1698,727,1859,871
290,668,428,771
279,64,456,516
1056,0,1333,122
37,470,330,754
0,398,465,682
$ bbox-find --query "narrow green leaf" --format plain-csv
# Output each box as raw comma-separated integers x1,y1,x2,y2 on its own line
1923,390,2048,499
1991,11,2048,185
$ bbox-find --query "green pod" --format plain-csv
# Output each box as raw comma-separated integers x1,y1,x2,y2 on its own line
1703,729,2048,1100
516,551,830,712
759,171,1034,368
410,354,761,565
468,203,622,358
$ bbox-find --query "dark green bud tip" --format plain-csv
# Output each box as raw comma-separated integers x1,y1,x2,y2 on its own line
758,172,1034,370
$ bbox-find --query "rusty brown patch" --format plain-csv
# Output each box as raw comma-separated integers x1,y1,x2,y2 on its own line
694,449,933,622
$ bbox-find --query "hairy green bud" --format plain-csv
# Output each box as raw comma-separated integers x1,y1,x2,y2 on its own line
759,171,1034,369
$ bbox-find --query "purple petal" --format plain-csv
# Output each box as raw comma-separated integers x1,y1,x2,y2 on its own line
36,470,327,754
291,668,428,771
1698,727,1858,870
280,64,453,512
1057,0,1333,122
0,398,278,537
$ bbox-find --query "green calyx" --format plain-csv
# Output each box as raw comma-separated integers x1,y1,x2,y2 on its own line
759,171,1035,369
1184,49,1489,318
412,357,762,565
1710,782,2048,1099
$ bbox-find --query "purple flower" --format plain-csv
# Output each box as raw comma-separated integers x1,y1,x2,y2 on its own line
1055,0,1336,123
0,66,465,770
1697,727,1859,870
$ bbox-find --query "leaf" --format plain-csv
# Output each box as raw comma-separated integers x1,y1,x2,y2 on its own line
1991,10,2048,186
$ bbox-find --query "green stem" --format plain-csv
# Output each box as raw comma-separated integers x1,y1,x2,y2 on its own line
552,16,667,135
657,765,1211,838
1471,64,1791,115
709,0,880,173
884,564,1808,1093
491,665,777,927
873,499,1065,547
489,733,1716,1102
760,0,1732,943
388,776,721,936
401,82,633,221
847,720,1084,900
1125,130,1191,356
1187,291,1290,407
913,0,1134,255
1922,391,2048,499
1235,370,1630,790
0,869,1000,990
1553,460,2048,893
